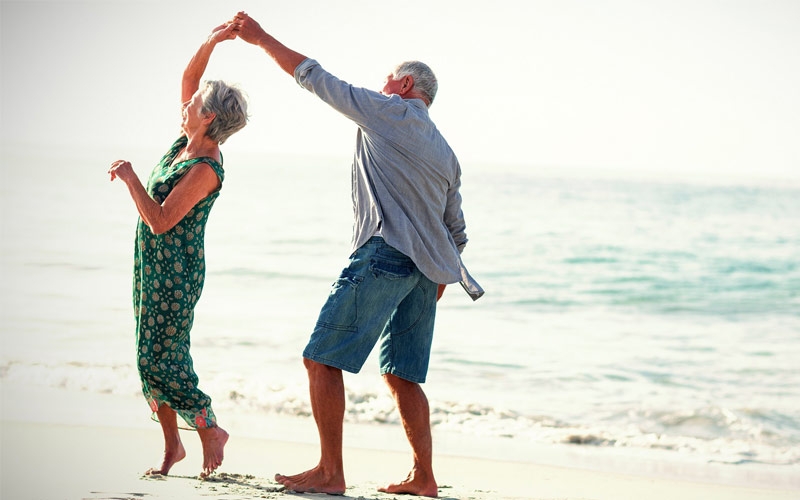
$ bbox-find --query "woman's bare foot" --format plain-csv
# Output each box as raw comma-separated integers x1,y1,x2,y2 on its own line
378,468,438,498
274,465,346,495
145,440,186,476
198,426,229,478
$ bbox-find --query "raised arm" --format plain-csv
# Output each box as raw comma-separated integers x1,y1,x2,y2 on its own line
182,23,238,104
232,12,308,77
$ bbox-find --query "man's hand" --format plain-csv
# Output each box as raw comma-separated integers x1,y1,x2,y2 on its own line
230,11,266,46
228,11,308,77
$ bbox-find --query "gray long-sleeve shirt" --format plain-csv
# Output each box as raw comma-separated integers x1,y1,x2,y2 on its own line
295,58,468,285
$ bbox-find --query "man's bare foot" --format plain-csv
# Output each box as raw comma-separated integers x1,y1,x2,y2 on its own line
198,426,229,478
274,465,346,495
145,441,186,476
378,468,438,498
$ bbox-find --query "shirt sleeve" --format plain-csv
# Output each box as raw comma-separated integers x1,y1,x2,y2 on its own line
294,58,393,131
444,163,468,253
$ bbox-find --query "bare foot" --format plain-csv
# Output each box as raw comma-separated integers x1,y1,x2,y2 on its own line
378,468,438,498
274,465,346,495
145,440,186,476
198,426,229,478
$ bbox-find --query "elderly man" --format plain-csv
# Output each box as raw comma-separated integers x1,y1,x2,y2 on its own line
232,11,481,497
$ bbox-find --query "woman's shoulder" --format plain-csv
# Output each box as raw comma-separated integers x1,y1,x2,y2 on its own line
185,156,224,184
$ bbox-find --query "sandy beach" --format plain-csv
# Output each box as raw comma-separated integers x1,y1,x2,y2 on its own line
1,383,797,500
4,419,798,500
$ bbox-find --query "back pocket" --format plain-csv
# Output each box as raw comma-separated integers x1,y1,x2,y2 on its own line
370,247,415,280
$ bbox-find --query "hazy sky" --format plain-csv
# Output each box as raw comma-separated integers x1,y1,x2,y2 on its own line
2,0,799,181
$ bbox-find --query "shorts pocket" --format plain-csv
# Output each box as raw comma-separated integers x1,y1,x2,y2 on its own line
369,248,415,280
316,270,362,332
331,270,363,290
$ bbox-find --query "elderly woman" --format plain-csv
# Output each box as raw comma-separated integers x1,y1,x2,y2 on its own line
109,23,247,478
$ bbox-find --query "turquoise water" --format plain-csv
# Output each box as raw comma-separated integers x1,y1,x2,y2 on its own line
1,149,798,472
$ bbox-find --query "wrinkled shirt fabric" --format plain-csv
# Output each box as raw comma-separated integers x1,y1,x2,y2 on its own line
295,58,469,285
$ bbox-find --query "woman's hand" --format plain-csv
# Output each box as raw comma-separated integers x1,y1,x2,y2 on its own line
208,22,238,45
108,160,135,183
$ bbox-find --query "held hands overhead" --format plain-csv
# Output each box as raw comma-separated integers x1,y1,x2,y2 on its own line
207,12,266,46
207,22,238,44
211,10,270,45
227,12,267,46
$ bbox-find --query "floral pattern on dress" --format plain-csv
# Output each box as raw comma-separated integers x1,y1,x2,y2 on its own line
132,136,224,430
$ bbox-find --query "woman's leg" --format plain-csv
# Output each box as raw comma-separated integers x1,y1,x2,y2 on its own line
145,403,186,475
198,424,229,478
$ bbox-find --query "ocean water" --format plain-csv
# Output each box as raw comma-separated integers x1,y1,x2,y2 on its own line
1,148,799,483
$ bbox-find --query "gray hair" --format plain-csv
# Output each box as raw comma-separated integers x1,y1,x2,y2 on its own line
394,61,438,106
200,80,249,144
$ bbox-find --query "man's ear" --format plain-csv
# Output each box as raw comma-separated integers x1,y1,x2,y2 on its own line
202,112,217,125
400,75,414,94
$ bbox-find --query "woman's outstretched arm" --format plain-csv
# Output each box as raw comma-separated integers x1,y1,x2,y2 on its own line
181,23,238,104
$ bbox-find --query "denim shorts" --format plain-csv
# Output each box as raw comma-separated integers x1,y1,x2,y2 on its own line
303,237,438,383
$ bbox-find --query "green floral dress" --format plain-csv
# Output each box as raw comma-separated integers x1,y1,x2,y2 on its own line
133,136,224,429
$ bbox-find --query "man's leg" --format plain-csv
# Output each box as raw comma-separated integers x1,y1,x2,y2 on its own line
379,373,438,498
145,404,186,476
275,358,347,494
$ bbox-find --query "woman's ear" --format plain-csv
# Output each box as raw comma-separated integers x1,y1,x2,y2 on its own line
202,112,217,125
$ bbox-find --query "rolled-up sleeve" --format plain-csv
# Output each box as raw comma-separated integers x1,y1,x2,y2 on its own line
294,58,317,86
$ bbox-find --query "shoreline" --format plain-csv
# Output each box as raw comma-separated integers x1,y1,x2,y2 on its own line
2,418,798,500
2,381,799,499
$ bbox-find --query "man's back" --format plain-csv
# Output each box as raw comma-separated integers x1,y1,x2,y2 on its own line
295,58,468,285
